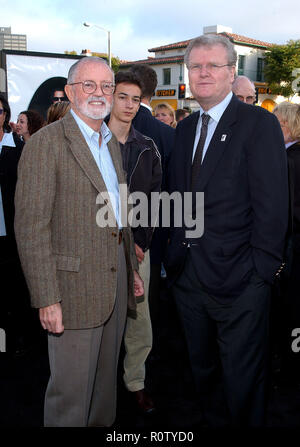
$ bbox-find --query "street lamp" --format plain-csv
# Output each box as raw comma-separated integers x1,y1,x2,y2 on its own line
83,22,111,68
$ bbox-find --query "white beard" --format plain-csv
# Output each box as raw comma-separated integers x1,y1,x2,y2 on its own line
74,95,112,120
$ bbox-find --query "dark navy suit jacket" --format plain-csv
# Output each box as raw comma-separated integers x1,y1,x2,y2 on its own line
133,104,175,264
132,104,175,190
165,94,289,300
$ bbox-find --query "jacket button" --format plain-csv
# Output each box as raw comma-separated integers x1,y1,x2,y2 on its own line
111,267,116,272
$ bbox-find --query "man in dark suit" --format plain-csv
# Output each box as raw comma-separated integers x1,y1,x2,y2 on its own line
166,34,289,427
130,64,175,363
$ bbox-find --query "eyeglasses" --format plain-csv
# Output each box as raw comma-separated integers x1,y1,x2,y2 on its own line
188,63,233,73
0,108,4,115
53,97,67,102
236,95,256,104
69,80,115,95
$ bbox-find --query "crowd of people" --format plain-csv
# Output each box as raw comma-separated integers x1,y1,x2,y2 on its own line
1,32,300,428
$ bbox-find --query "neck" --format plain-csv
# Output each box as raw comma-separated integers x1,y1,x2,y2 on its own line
108,116,131,144
23,133,31,142
197,89,231,112
141,97,151,107
0,128,4,142
71,106,103,132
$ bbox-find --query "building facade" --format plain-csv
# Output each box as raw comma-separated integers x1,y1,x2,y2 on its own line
120,25,294,112
0,27,27,51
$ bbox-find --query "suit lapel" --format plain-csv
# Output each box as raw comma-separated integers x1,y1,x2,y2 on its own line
183,111,200,190
197,95,238,191
62,111,116,195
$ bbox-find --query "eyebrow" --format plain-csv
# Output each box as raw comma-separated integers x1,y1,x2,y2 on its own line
118,92,140,98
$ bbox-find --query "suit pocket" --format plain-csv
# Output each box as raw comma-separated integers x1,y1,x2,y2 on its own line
55,254,80,272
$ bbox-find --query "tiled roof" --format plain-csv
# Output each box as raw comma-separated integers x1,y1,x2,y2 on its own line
148,39,191,52
148,32,273,52
120,55,184,67
224,32,273,48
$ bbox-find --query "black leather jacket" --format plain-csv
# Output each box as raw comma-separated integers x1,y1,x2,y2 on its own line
119,126,162,251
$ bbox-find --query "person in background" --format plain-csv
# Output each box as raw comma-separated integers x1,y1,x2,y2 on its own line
232,75,256,105
273,101,300,388
0,94,40,355
129,64,175,378
108,70,162,413
153,102,176,128
46,101,70,125
52,89,67,103
175,108,190,122
16,110,44,142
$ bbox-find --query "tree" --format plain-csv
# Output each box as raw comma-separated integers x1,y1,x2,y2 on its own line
264,40,300,98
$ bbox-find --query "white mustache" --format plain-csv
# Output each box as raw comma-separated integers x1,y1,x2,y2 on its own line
87,96,107,104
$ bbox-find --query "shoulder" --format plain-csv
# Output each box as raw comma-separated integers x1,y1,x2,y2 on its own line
132,127,161,158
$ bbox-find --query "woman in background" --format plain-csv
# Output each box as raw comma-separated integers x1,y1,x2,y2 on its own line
0,94,41,355
153,102,176,128
273,101,300,387
16,109,44,142
46,100,70,125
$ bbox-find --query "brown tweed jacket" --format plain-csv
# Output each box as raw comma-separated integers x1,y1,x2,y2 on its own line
14,111,139,329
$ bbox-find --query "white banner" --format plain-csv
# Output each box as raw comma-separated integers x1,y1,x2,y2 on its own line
6,53,81,122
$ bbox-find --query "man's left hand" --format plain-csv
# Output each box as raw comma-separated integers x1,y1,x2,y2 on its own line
135,244,144,263
133,270,144,297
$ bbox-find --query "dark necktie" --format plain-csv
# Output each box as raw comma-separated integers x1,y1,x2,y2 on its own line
191,113,210,191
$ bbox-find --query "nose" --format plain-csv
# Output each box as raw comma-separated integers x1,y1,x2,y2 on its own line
199,66,211,76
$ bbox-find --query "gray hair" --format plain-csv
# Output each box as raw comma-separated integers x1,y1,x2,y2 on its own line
67,56,114,83
232,75,255,93
184,34,237,68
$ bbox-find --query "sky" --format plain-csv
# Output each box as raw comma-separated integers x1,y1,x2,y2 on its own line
1,0,300,61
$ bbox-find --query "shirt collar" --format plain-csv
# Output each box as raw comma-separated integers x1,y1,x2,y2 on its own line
286,140,299,149
0,132,16,149
140,102,153,113
71,108,112,144
199,91,233,123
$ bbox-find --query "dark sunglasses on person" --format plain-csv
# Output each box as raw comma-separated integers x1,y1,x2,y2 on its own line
53,97,67,102
0,108,5,115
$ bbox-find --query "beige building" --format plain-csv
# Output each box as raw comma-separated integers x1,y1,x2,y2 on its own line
0,27,27,51
120,25,293,112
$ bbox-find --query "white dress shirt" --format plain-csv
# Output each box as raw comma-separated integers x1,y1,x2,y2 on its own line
192,91,233,162
70,109,122,227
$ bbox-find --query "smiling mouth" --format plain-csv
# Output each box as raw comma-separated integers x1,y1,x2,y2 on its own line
89,101,105,105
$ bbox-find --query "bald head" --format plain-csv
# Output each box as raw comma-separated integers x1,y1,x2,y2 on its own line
232,76,256,104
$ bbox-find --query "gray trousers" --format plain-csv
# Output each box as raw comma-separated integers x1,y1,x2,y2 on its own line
44,242,128,427
123,249,152,392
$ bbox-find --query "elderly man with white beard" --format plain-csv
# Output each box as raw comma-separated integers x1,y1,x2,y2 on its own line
14,57,143,427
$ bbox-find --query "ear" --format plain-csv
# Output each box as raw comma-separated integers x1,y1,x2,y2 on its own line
64,84,73,103
230,66,236,83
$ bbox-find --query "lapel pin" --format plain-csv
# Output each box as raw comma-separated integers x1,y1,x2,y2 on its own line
221,134,227,142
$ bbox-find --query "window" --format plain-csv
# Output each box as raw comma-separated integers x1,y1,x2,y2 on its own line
163,68,171,85
238,55,245,76
256,58,264,82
